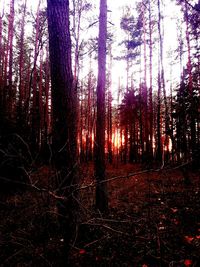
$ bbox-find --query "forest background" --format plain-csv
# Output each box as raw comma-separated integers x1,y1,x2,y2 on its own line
0,0,200,266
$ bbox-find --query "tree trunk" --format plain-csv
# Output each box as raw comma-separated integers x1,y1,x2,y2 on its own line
157,0,163,163
158,0,170,164
184,1,196,162
148,0,153,160
107,45,113,164
8,0,15,117
18,0,27,122
0,9,4,107
157,72,162,162
142,3,149,161
31,0,41,151
86,54,93,161
72,0,82,82
95,0,108,213
39,49,44,148
47,0,78,260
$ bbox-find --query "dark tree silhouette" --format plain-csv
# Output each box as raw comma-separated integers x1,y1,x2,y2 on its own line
47,0,79,260
95,0,108,212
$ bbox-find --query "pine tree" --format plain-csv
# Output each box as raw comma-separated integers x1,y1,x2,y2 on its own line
47,0,79,260
95,0,108,212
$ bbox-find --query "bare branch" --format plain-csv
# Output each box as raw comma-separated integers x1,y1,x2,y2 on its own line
184,0,200,12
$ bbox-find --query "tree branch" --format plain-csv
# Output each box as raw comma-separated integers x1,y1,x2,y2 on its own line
184,0,200,12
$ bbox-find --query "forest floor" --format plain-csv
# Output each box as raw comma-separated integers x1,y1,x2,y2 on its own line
0,162,200,266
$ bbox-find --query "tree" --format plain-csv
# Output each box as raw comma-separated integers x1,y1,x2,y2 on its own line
95,0,108,212
47,0,78,260
156,0,164,163
120,7,142,163
107,49,113,164
184,0,197,163
0,4,4,107
148,0,154,160
8,0,15,116
175,0,199,163
17,0,27,124
120,89,140,163
31,0,41,151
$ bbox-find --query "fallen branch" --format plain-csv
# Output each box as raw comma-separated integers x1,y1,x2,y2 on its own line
82,222,130,236
84,234,110,248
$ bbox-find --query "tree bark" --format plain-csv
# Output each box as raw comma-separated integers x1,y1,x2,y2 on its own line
0,8,4,106
31,0,41,150
184,1,196,162
107,44,113,164
95,0,108,212
18,0,27,123
143,6,149,161
47,0,78,260
8,0,15,117
148,0,153,159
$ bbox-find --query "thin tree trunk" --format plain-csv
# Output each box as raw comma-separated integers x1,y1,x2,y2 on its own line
86,55,93,161
0,8,4,106
31,0,41,150
18,0,27,121
158,0,170,164
157,70,162,162
95,0,108,212
124,46,130,164
79,81,84,161
73,0,82,82
8,0,15,117
176,19,184,162
107,45,113,164
0,11,3,66
148,0,153,160
184,1,196,162
39,49,43,148
43,47,50,153
139,88,144,161
142,3,149,160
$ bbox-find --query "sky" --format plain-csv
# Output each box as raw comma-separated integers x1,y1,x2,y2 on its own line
0,0,186,98
107,0,182,97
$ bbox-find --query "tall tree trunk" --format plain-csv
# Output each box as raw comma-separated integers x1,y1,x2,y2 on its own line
0,8,4,107
39,49,44,148
18,0,27,122
86,54,93,161
184,1,196,162
31,0,41,151
3,8,10,110
107,45,113,164
44,47,50,140
157,68,162,162
158,0,170,164
148,0,153,159
8,0,15,117
47,0,78,260
72,0,82,82
124,45,130,164
142,3,149,160
176,19,184,162
170,62,175,162
95,0,108,212
79,81,84,161
0,10,3,66
139,87,144,161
